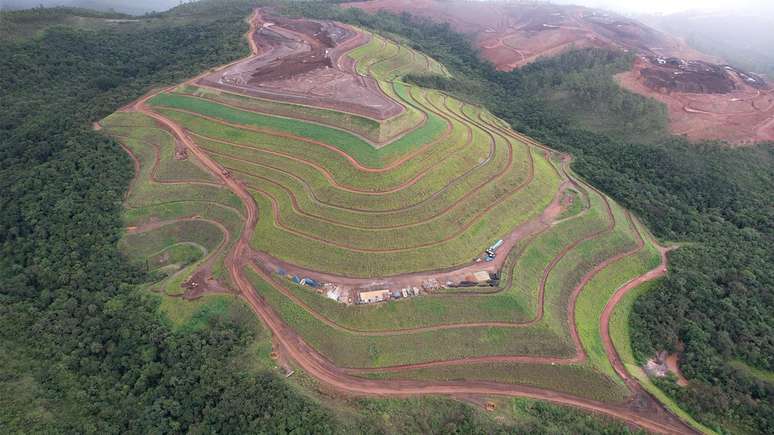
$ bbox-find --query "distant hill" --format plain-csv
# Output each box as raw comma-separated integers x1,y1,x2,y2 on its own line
345,0,774,144
343,0,711,70
0,0,181,15
640,9,774,79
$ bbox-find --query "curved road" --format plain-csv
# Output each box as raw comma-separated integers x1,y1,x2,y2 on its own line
124,9,695,434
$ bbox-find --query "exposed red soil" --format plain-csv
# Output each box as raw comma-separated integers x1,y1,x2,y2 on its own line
113,9,697,433
174,84,427,148
617,56,774,144
665,353,689,387
344,0,709,71
197,10,402,120
345,0,773,145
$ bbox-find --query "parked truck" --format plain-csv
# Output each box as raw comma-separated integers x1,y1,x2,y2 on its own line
484,239,504,261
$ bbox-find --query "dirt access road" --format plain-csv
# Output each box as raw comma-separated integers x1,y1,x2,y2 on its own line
125,9,695,433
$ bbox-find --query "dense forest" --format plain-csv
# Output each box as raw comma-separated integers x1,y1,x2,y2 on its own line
289,4,774,434
0,1,648,433
0,2,338,432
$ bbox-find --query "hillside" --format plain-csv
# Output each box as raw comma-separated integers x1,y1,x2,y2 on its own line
95,5,698,432
2,1,771,434
344,0,774,144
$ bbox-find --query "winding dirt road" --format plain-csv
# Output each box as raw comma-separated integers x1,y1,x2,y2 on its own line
120,9,695,434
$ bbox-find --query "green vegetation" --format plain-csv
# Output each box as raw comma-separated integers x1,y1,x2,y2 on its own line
119,219,225,294
123,6,663,415
366,363,630,404
6,1,767,432
246,268,575,368
288,4,772,433
329,394,642,434
576,218,660,379
557,188,585,220
177,85,405,143
610,280,717,434
729,360,774,384
149,89,447,168
243,149,553,276
0,2,337,432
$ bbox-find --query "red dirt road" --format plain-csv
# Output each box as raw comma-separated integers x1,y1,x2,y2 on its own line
118,9,696,434
601,242,672,387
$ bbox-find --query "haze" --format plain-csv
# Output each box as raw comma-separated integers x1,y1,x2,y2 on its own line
552,0,771,15
2,0,773,16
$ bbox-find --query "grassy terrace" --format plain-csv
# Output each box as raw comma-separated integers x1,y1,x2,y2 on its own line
105,22,670,409
102,111,244,294
245,149,554,276
257,182,625,331
150,89,445,169
163,91,489,199
239,185,652,362
364,363,631,404
146,49,565,274
246,267,574,366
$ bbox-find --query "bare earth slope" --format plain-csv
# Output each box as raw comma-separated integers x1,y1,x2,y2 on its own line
344,0,774,144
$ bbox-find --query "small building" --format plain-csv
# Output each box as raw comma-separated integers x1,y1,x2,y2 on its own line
359,289,390,304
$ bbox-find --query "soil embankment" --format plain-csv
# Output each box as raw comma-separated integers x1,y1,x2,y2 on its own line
116,9,697,433
198,11,402,120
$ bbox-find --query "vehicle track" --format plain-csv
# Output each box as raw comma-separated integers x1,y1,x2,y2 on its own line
180,90,473,197
111,131,223,187
244,181,638,346
121,9,695,433
186,77,430,147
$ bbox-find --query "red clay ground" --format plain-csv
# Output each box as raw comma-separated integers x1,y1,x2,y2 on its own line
617,56,774,144
344,0,773,144
111,9,699,433
198,10,402,120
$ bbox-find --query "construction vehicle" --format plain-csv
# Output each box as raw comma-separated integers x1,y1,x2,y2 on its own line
484,239,504,261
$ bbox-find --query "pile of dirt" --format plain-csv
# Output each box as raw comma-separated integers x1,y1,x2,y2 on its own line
640,57,737,94
197,11,403,120
246,17,334,83
181,269,229,299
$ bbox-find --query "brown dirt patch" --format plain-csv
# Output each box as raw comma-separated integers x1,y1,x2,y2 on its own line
197,10,402,120
617,56,774,144
665,353,689,387
181,267,231,300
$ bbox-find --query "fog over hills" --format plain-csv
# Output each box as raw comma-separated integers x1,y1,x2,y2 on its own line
640,10,774,77
0,0,181,14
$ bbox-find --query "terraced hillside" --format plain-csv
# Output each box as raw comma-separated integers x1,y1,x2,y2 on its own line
99,9,693,433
